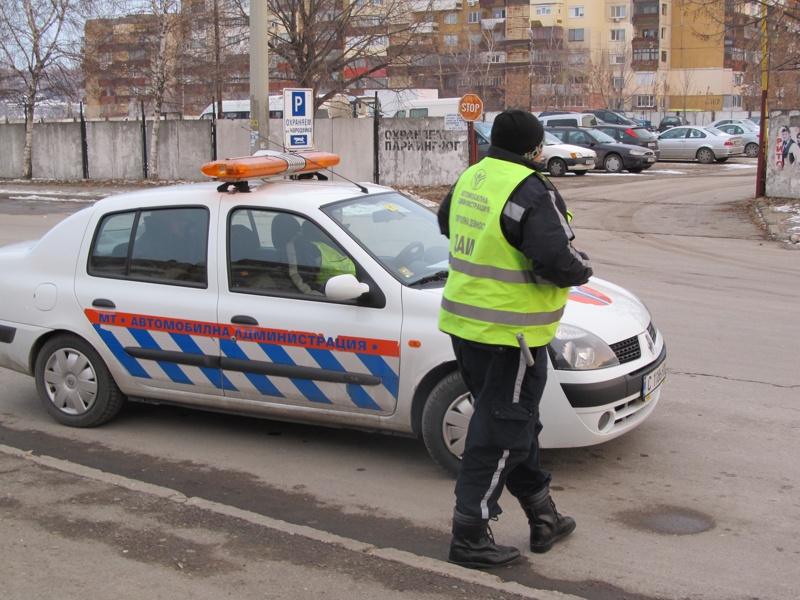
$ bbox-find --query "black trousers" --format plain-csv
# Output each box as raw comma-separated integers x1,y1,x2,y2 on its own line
451,335,552,520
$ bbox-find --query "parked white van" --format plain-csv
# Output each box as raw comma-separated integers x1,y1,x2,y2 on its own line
392,97,461,118
538,112,599,128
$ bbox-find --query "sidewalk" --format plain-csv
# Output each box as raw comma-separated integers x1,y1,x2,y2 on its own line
0,445,579,600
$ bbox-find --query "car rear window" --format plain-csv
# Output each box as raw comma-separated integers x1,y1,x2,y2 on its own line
580,115,598,127
632,127,656,140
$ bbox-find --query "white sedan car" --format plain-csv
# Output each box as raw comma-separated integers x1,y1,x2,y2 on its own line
0,152,666,475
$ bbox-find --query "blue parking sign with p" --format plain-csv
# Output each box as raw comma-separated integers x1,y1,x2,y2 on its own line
291,91,306,117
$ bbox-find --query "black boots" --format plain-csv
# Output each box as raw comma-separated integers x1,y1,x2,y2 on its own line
448,510,521,569
518,486,576,553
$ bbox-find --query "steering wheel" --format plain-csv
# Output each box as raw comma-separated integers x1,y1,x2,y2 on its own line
393,241,425,268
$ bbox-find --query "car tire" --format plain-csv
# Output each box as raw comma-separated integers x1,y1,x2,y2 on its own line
745,143,759,158
547,158,567,177
603,154,624,173
696,148,716,164
421,372,472,477
35,334,125,428
574,170,588,176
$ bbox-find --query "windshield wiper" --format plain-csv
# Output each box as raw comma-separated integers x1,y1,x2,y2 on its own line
409,270,448,287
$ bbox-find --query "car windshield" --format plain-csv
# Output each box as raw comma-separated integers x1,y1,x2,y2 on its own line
474,121,492,138
586,129,616,144
545,131,561,145
323,192,450,286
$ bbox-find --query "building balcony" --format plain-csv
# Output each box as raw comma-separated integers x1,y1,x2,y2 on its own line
409,0,462,12
482,18,505,30
632,13,660,27
631,59,658,71
632,37,660,49
412,22,438,35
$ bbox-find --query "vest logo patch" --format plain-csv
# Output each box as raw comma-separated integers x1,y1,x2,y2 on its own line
453,233,475,256
471,169,487,190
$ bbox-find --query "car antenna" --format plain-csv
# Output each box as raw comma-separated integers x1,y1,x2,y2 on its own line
241,126,369,194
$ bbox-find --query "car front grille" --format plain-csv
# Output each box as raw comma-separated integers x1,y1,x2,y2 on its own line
611,335,641,364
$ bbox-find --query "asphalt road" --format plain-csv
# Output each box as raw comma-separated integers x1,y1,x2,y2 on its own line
1,158,799,599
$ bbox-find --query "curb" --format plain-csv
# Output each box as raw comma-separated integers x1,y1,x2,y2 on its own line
1,443,585,600
754,200,800,248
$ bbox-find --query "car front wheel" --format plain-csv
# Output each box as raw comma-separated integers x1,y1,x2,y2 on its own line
745,143,759,158
422,372,472,477
603,154,624,173
547,158,567,177
35,334,125,427
696,148,716,164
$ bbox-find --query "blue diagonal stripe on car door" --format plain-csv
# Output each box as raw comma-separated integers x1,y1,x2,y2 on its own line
258,343,333,404
219,338,284,397
129,328,192,384
307,348,382,410
93,325,150,378
356,353,399,399
170,332,235,390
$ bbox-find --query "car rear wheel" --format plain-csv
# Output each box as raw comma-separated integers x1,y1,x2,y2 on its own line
547,158,567,177
745,142,759,158
422,372,472,477
603,154,624,173
35,334,125,427
696,148,716,164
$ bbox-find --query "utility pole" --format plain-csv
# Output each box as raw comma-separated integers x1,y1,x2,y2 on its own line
250,0,270,153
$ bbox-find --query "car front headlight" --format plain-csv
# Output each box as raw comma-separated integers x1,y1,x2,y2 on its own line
548,323,620,370
629,149,647,156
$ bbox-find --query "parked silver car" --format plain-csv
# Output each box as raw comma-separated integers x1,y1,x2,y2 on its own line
656,126,744,163
714,123,760,158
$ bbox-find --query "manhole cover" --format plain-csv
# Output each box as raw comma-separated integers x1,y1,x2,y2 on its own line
617,505,715,535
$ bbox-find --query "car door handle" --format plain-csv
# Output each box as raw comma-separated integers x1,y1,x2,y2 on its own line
92,299,116,308
231,315,258,325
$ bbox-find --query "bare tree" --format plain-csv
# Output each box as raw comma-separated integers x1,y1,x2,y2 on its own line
588,42,635,110
265,0,431,106
0,0,88,178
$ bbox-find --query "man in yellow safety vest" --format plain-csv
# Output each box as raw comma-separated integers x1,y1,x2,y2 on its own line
438,109,593,569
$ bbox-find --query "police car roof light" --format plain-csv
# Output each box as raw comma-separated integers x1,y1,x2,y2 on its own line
201,151,340,182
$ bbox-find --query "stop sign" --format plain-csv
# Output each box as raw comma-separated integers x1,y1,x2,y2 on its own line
459,93,483,122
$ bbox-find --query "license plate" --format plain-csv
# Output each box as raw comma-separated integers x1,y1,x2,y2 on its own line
647,142,656,147
647,157,656,162
585,158,595,165
642,360,667,402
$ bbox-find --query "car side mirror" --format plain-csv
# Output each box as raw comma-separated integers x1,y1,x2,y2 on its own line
325,274,369,300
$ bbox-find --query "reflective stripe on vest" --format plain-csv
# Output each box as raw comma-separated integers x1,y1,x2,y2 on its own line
438,158,570,347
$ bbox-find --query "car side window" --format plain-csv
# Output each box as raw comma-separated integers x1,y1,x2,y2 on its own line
689,129,706,139
549,130,566,142
89,207,208,286
571,131,591,145
228,209,356,298
661,128,685,139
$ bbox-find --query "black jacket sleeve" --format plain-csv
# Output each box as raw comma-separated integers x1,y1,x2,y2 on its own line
500,175,592,288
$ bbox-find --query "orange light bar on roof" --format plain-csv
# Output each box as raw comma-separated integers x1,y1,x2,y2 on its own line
201,151,340,182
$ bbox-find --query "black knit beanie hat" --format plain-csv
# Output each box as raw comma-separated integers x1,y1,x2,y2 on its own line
491,109,544,155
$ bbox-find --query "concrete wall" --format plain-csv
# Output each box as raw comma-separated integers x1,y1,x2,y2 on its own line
765,110,800,200
0,117,467,186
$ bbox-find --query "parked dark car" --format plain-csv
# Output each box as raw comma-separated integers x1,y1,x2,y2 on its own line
545,126,657,173
658,115,689,132
592,124,661,159
586,109,638,127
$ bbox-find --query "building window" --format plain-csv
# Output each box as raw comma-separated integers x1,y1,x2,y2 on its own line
661,51,667,62
733,72,744,85
469,33,482,45
642,28,658,38
568,28,585,42
444,12,458,25
637,72,655,85
661,27,667,38
486,52,506,63
731,95,742,108
492,8,506,18
611,29,625,41
610,53,626,64
633,48,658,61
611,5,627,19
635,2,658,15
536,5,552,15
662,3,667,16
569,6,584,18
635,95,655,108
444,34,459,46
612,76,624,89
468,11,481,24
